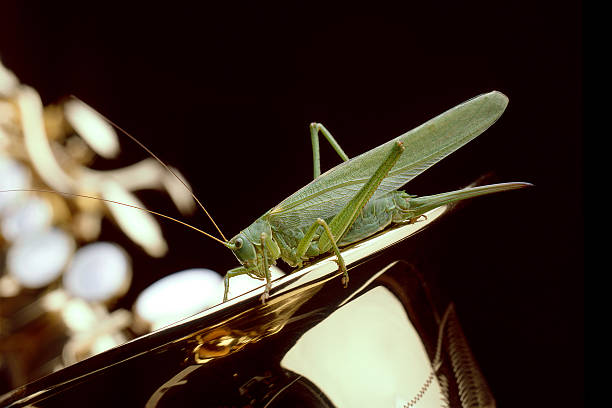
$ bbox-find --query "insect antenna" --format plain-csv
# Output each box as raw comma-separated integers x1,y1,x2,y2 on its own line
1,189,228,245
68,96,228,242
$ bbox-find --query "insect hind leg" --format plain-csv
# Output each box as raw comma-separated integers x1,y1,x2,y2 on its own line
316,218,349,287
293,217,350,287
310,122,350,179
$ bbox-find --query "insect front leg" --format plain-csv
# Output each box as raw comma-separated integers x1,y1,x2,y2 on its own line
259,232,272,303
310,123,349,179
223,266,253,302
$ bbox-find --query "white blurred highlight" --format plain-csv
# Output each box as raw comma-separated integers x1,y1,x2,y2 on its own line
63,242,131,302
64,98,120,159
0,155,31,214
0,275,20,297
17,86,74,192
41,289,70,312
7,228,75,288
61,298,98,332
134,268,223,332
162,167,197,214
0,61,18,96
91,334,120,355
79,159,196,215
61,307,131,365
101,180,168,257
1,195,53,241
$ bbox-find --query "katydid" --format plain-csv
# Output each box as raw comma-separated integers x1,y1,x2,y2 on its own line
3,91,530,304
222,91,530,302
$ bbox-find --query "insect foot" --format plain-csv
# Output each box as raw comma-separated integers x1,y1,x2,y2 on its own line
409,214,428,224
260,289,270,303
341,271,349,288
314,218,350,288
333,253,349,288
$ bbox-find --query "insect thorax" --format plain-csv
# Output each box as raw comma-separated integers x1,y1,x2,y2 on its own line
241,215,274,246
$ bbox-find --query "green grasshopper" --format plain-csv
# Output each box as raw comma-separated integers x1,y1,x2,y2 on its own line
3,91,529,304
220,91,529,302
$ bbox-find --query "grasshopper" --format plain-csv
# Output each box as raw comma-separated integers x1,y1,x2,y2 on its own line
220,91,529,302
3,91,529,304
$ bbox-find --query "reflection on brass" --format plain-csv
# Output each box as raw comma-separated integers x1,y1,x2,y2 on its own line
1,215,499,407
281,285,445,407
193,328,235,360
191,285,321,364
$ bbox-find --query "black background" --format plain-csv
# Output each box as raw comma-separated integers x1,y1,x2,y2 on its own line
1,1,582,406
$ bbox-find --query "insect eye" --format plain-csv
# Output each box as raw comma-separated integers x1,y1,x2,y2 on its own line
234,237,243,249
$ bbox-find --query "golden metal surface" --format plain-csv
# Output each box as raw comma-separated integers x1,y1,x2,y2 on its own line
1,201,495,407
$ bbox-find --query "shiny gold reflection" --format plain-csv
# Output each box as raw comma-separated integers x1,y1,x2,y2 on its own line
191,285,321,364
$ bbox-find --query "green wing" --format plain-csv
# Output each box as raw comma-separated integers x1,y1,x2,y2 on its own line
269,91,508,231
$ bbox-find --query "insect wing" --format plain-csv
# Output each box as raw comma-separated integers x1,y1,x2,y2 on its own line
269,91,508,231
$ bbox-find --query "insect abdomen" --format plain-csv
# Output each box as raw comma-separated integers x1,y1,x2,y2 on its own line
338,191,413,246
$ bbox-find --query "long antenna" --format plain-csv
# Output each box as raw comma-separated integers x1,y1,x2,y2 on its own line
69,96,228,242
2,189,227,245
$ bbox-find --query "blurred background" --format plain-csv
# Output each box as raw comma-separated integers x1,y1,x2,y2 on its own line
0,1,582,407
